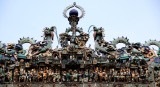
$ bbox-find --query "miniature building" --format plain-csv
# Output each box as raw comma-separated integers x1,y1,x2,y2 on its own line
0,2,160,87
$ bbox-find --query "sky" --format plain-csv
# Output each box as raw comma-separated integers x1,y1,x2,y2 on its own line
0,0,160,50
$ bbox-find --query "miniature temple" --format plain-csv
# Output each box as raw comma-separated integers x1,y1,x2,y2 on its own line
0,2,160,87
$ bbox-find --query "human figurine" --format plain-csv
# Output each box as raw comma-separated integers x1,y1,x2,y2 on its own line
88,70,93,82
73,70,78,82
23,70,27,82
0,73,4,83
7,71,12,82
135,70,139,82
78,70,82,82
70,70,74,81
61,71,66,82
13,68,19,82
66,70,71,82
54,70,60,82
113,70,117,82
38,69,43,82
126,68,131,82
19,69,22,82
105,71,108,82
120,69,125,82
139,67,145,82
48,69,53,82
117,73,120,82
93,70,98,82
102,70,106,82
145,68,149,82
131,71,135,82
27,71,32,82
84,70,88,82
43,69,47,83
52,70,56,82
32,69,38,82
19,69,26,82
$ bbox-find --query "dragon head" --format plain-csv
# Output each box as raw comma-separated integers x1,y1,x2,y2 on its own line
43,26,55,40
93,27,105,41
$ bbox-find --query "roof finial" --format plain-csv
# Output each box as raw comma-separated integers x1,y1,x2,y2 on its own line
63,2,85,19
73,2,76,6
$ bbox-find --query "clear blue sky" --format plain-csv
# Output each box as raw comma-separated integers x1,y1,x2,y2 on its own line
0,0,160,49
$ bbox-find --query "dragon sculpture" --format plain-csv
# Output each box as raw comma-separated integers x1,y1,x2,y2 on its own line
27,26,58,59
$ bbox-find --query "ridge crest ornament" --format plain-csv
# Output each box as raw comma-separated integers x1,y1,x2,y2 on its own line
0,2,159,87
63,2,85,19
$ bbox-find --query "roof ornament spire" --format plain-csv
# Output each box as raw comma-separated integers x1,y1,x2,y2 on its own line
63,2,85,19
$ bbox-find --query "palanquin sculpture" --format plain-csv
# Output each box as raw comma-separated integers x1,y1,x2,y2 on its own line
0,2,160,87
